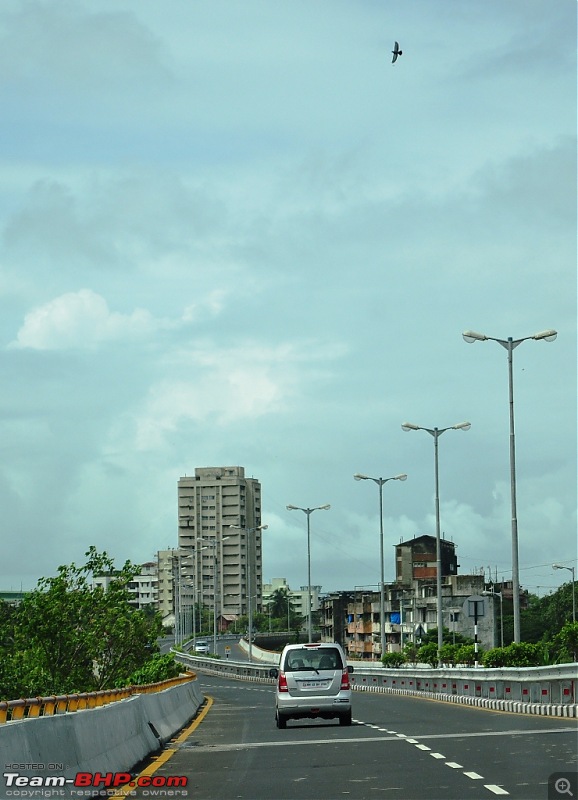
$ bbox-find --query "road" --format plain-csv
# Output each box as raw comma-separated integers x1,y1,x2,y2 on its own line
121,671,577,800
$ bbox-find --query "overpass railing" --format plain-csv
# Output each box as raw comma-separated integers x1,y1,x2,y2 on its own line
175,649,577,717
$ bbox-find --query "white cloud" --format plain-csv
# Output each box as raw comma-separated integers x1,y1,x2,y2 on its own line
10,289,156,350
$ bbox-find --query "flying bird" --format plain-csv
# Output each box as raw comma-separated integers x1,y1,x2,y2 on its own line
392,41,402,63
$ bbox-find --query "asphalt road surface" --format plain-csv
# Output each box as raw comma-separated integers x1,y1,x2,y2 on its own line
121,671,577,800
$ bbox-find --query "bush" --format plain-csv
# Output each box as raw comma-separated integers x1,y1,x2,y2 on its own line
381,652,405,668
482,647,509,667
119,653,182,687
418,642,439,667
455,644,482,666
439,643,459,666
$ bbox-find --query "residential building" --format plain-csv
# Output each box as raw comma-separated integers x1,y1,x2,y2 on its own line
94,562,159,611
177,466,264,621
127,561,158,609
320,591,354,649
395,534,458,584
331,573,495,658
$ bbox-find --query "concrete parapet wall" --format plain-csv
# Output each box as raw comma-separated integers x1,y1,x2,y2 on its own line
178,646,577,718
0,678,203,787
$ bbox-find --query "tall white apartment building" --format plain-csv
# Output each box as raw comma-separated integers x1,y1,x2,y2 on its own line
177,466,263,619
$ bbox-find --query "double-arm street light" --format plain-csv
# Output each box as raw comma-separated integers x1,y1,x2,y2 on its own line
402,421,471,661
353,473,407,657
553,564,576,624
228,524,268,663
286,504,331,642
463,328,557,642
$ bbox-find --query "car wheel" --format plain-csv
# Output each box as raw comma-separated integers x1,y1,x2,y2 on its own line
276,711,287,729
339,710,352,726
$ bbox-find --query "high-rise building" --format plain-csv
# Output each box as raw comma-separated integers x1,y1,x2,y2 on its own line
177,466,263,620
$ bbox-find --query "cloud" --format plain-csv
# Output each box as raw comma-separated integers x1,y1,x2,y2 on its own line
130,338,349,450
0,1,171,93
9,289,156,350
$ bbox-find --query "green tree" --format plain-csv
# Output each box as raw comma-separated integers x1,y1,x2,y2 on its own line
2,547,162,698
552,621,578,663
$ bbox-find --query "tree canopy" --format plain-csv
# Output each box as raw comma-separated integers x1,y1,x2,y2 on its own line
0,547,163,700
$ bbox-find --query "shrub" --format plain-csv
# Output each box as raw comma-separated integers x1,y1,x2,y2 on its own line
381,652,405,668
439,643,459,666
482,647,509,668
504,642,544,667
455,644,482,666
119,653,182,687
418,642,439,667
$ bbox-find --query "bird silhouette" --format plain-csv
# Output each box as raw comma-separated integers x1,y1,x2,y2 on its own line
392,41,402,63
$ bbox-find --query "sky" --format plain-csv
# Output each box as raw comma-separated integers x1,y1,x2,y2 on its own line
1,0,575,601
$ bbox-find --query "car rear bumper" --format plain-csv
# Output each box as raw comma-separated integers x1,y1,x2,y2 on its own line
276,693,351,719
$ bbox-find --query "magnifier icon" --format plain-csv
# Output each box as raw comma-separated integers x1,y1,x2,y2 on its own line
556,778,574,796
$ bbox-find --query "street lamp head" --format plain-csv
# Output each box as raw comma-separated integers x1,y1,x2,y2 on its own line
319,504,331,510
394,473,408,481
533,329,557,342
260,524,269,531
452,422,471,431
286,504,298,511
353,473,368,481
462,330,487,343
401,422,420,431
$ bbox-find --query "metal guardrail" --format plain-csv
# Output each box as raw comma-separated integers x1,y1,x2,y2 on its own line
176,651,577,717
0,672,196,724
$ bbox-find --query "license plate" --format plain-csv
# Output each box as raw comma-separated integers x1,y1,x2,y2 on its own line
300,680,324,689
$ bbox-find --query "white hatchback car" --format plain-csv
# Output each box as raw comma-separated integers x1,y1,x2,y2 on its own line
270,642,353,728
194,640,210,653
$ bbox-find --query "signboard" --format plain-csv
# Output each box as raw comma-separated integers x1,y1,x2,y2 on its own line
463,595,486,619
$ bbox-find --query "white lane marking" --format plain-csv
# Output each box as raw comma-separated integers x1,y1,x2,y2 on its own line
405,738,418,743
430,753,445,759
415,744,431,751
485,786,509,795
464,772,485,780
446,762,463,769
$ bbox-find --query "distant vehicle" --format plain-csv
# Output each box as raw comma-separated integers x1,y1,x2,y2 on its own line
194,640,210,653
269,642,353,729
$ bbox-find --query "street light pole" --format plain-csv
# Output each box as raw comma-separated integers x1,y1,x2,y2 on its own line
353,472,407,658
286,504,331,642
198,536,230,654
463,328,557,642
402,421,471,662
228,524,268,663
553,564,576,624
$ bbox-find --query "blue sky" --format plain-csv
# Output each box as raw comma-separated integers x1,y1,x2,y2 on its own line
0,0,575,599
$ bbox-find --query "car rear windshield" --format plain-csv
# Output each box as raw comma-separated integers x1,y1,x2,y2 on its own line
284,647,343,672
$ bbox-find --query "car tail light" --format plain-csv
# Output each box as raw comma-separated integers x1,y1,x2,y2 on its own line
278,672,289,693
340,669,350,691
